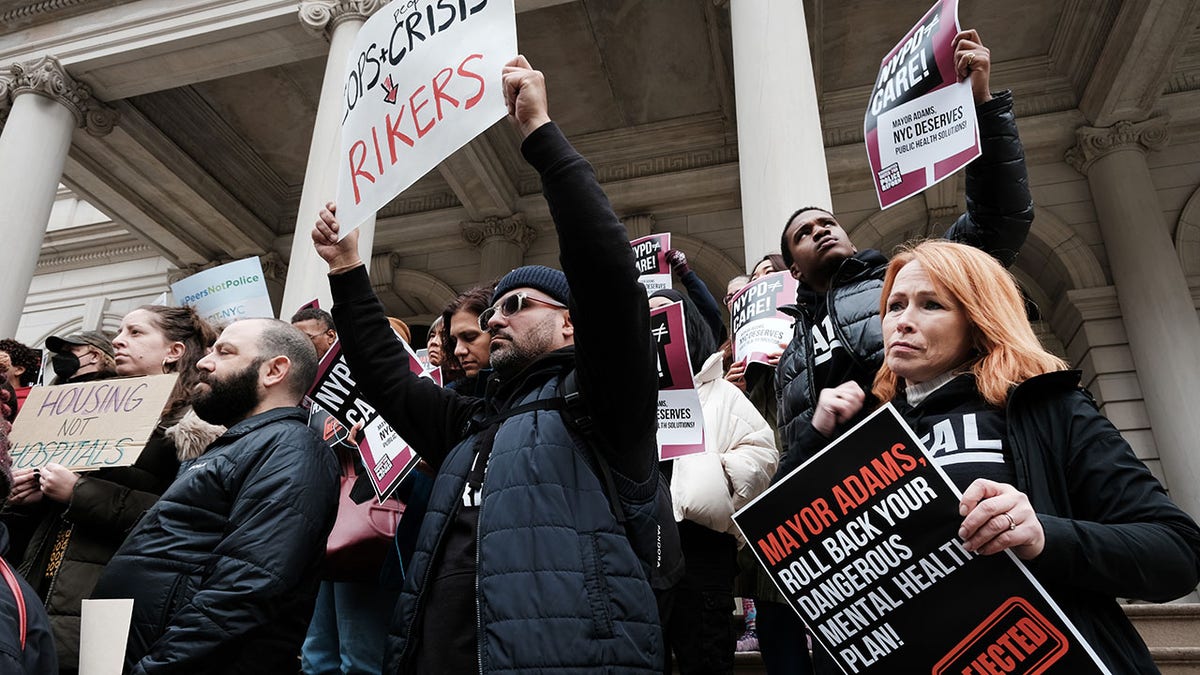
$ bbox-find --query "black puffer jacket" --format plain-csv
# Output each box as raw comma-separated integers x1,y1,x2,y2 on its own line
91,407,339,674
0,525,56,675
901,371,1200,673
775,91,1034,474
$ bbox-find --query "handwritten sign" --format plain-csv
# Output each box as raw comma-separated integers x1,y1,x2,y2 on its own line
864,0,980,210
170,257,274,324
335,0,518,236
729,271,797,367
631,233,671,295
8,374,179,472
733,406,1108,674
651,300,704,460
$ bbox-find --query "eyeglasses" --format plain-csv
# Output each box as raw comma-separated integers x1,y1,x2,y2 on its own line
478,292,567,331
300,331,331,343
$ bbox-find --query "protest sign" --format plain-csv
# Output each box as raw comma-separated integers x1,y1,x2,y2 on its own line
335,0,518,235
864,0,980,210
8,374,179,472
79,599,134,675
170,257,274,324
306,337,432,500
733,406,1108,674
631,233,671,294
651,300,704,460
729,271,797,367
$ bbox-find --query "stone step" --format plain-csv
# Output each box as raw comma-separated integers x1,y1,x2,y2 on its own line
723,604,1200,674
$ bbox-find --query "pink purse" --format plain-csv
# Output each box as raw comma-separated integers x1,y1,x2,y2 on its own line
324,447,403,581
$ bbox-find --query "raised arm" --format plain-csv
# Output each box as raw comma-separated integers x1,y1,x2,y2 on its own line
314,207,479,469
505,57,657,483
943,30,1034,268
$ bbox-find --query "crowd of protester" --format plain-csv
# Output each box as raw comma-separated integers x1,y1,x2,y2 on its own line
0,32,1195,675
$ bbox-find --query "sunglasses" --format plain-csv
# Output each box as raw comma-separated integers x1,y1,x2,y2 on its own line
478,292,567,331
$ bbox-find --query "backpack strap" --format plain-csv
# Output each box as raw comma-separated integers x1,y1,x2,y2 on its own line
560,370,627,525
0,558,26,650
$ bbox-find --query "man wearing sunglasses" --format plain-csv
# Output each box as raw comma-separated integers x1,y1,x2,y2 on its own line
312,55,664,674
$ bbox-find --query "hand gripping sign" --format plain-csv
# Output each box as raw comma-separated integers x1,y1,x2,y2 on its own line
729,271,798,367
733,406,1109,674
651,300,704,460
335,0,518,236
864,0,980,210
631,233,671,295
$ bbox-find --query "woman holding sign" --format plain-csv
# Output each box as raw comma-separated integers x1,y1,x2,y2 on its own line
812,241,1200,673
649,289,779,674
6,305,223,672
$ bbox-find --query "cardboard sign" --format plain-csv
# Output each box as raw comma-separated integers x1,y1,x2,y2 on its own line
631,233,671,295
651,300,704,460
733,406,1109,674
729,271,797,367
335,0,518,235
864,0,980,210
79,599,134,675
170,257,275,324
306,337,434,500
8,374,179,472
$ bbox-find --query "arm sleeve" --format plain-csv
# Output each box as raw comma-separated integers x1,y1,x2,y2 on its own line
773,410,829,482
330,265,477,469
719,385,779,510
1028,400,1200,602
942,90,1034,268
64,477,162,535
135,443,338,673
521,122,657,483
679,269,726,344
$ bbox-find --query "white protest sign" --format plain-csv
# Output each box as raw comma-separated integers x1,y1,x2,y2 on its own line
864,0,980,210
651,300,704,460
8,374,179,472
729,272,798,367
79,598,134,675
170,257,274,324
335,0,518,235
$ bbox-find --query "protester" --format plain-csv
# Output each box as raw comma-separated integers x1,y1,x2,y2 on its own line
774,29,1032,477
312,55,668,673
425,315,445,368
293,311,398,675
649,290,777,674
812,240,1200,673
0,339,41,415
440,286,493,390
6,306,221,672
291,307,338,359
0,397,57,675
91,318,339,674
44,330,116,385
750,253,786,282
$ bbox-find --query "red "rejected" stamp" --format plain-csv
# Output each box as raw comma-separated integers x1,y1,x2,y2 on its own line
933,597,1068,675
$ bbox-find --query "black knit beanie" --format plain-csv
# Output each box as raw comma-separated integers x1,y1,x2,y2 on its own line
494,265,570,306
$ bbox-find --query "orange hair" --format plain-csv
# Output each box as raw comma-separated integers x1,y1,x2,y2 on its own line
872,240,1066,408
387,317,412,343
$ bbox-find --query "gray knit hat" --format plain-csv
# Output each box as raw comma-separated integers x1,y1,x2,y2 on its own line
494,265,570,306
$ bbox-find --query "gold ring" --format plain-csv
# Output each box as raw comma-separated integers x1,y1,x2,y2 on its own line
1003,512,1016,531
966,52,976,67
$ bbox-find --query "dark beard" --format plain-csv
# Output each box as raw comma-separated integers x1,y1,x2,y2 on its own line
192,360,262,427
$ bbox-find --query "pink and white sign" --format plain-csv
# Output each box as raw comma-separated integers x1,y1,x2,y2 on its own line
864,0,980,210
730,271,798,367
631,233,672,295
335,0,518,236
651,300,705,461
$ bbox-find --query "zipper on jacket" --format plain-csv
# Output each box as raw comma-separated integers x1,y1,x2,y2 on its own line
476,478,485,675
824,285,870,374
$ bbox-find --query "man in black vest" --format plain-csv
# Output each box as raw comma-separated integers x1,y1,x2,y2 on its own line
312,56,666,673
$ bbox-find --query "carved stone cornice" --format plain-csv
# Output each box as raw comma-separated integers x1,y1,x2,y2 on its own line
1065,116,1170,174
460,214,535,252
167,262,215,285
259,252,288,285
299,0,389,40
7,55,116,136
620,214,657,239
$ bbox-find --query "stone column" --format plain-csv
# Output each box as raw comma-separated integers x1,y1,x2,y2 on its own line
282,0,387,315
1067,117,1200,519
0,56,115,337
461,215,536,284
726,0,831,270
